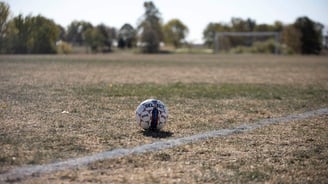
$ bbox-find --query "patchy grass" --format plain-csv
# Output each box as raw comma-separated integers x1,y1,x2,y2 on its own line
76,82,328,101
24,115,328,184
1,54,328,85
0,54,328,182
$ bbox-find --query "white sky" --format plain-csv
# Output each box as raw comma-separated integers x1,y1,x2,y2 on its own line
4,0,328,43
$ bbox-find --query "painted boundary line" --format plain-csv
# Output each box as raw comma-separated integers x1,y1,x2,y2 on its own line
1,108,327,182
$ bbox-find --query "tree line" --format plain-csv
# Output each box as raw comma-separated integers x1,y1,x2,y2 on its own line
0,1,325,54
203,17,324,54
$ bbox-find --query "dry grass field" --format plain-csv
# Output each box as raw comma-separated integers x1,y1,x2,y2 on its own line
0,54,327,183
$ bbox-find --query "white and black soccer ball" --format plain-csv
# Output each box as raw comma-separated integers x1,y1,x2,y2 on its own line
135,99,168,130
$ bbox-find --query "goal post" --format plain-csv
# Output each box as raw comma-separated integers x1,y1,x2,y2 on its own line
214,32,280,54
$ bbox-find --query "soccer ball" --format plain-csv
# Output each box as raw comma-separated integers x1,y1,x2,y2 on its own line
135,99,168,130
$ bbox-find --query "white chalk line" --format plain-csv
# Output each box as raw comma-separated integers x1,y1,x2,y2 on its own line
1,108,327,182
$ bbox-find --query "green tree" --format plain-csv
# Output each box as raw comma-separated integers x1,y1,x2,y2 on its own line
163,19,188,48
2,19,17,53
84,27,104,53
231,17,256,32
0,2,10,52
0,2,9,33
273,21,283,32
141,28,160,53
203,22,230,48
28,15,60,53
96,24,116,52
230,17,257,47
118,23,136,49
10,15,30,53
66,21,93,46
254,24,274,32
282,24,302,54
6,14,59,54
138,1,163,53
294,16,323,54
84,24,116,53
57,24,66,41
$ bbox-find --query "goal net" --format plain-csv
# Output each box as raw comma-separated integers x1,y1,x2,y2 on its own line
214,32,280,54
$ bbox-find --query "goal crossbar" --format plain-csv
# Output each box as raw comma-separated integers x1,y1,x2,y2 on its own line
214,32,280,54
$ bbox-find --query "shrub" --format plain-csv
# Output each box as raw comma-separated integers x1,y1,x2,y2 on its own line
56,41,72,54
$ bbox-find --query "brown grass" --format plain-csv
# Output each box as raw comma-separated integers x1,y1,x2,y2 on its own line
1,54,327,85
23,115,328,184
0,54,328,182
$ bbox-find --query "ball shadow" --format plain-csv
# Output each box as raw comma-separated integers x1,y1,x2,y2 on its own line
141,130,174,138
